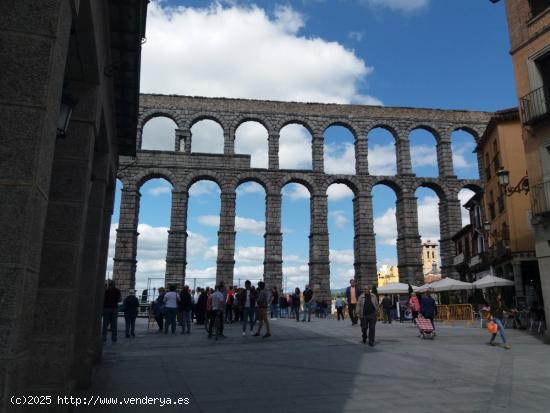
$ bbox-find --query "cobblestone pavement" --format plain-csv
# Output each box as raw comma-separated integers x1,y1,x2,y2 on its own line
76,316,550,413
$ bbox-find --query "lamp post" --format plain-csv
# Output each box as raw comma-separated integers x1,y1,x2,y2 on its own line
496,167,529,196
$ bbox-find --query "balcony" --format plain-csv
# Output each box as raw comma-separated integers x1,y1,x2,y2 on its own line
531,179,550,215
520,86,550,124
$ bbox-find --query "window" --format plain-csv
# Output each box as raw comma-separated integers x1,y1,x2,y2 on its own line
497,194,505,213
529,0,550,19
493,152,501,174
485,153,491,180
488,191,495,220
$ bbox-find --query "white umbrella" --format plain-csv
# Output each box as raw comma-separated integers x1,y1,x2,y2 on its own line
377,282,417,294
417,278,473,292
473,275,514,289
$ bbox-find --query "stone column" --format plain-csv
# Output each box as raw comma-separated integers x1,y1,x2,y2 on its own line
268,132,279,169
396,133,414,176
112,187,140,296
165,191,188,287
217,191,236,286
355,134,369,176
439,195,462,279
224,131,234,156
312,133,324,173
72,153,109,389
184,128,192,153
264,192,283,292
28,81,98,396
396,194,423,285
437,135,455,177
353,194,378,287
309,194,331,302
136,127,143,150
90,179,117,366
0,0,72,405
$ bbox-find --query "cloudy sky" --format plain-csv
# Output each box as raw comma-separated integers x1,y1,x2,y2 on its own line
107,0,516,292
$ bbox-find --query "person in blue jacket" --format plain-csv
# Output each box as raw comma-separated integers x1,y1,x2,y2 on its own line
420,291,438,332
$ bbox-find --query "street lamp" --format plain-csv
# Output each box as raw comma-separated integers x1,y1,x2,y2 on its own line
496,168,529,196
482,221,491,233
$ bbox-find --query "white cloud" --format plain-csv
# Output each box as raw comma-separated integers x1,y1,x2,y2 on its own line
410,144,438,168
324,142,356,174
417,195,441,243
197,215,265,235
327,183,354,201
146,184,172,197
236,181,265,196
374,206,397,246
189,181,221,196
368,143,397,175
348,31,364,42
330,249,354,265
282,184,311,200
330,210,350,229
191,120,224,154
279,124,312,169
362,0,430,13
141,2,379,105
141,116,177,151
235,246,265,262
235,122,269,168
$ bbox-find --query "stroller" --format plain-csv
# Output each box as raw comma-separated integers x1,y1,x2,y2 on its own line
416,315,435,339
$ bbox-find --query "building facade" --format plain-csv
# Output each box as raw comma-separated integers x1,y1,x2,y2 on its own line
476,109,540,304
499,0,550,335
0,0,147,410
377,264,400,286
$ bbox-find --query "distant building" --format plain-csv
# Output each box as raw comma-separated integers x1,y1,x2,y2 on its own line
377,264,400,286
422,240,440,274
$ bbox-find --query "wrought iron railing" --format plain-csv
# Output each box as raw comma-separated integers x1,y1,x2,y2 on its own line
531,179,550,215
520,86,550,124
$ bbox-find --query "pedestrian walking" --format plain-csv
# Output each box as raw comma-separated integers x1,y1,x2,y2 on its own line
239,280,257,336
381,294,393,324
225,286,235,323
292,288,301,322
357,285,379,346
196,288,207,325
335,296,345,321
152,287,165,332
254,281,271,338
123,289,139,338
209,284,225,338
346,279,361,326
409,292,420,325
270,286,279,320
163,284,180,334
488,293,510,349
302,284,315,322
420,291,437,333
279,294,288,318
102,280,121,343
179,285,193,334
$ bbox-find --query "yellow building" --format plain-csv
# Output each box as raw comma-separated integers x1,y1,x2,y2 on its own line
476,108,539,302
377,264,399,287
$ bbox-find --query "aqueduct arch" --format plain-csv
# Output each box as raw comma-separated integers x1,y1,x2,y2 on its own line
113,94,491,301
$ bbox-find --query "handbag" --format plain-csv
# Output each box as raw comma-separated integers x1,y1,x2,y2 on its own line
487,321,498,334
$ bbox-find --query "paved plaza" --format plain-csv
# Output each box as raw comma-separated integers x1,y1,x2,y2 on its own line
74,317,550,413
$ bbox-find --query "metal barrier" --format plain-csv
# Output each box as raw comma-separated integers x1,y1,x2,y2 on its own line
435,304,474,324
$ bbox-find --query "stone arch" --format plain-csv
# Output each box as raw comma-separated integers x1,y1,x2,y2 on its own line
408,124,442,142
230,173,271,194
231,116,272,136
183,171,224,194
279,174,316,195
326,176,360,197
413,180,449,201
366,123,399,139
133,168,178,192
366,126,399,176
189,117,225,154
459,181,483,194
138,110,182,130
234,121,269,168
370,177,403,198
187,113,228,133
452,125,481,143
277,118,315,136
321,120,360,140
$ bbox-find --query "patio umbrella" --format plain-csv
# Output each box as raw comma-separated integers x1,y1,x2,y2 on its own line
417,278,473,292
377,282,418,294
473,275,514,289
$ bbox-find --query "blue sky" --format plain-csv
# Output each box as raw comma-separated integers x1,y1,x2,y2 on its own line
107,0,516,292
